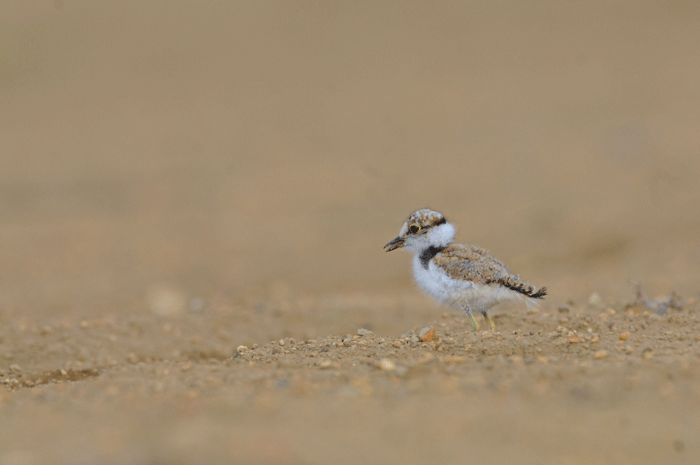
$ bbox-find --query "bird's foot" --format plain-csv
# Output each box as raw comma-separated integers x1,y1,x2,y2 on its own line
484,314,496,332
469,313,481,332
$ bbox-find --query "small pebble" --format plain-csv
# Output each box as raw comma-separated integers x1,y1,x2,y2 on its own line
400,331,419,344
588,292,604,308
376,359,396,371
620,332,630,341
418,326,437,342
593,350,608,360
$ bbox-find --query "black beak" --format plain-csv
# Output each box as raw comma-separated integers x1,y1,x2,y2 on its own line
384,236,405,252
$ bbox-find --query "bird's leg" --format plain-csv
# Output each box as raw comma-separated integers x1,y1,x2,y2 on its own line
483,312,496,332
466,308,480,332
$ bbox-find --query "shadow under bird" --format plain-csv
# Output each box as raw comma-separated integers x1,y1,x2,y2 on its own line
384,209,546,332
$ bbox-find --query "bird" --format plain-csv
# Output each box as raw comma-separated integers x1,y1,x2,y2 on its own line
384,208,546,332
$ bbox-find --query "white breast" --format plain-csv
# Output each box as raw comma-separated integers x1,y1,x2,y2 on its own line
411,255,475,302
411,255,525,313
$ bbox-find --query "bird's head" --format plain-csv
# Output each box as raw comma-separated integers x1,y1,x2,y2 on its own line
384,209,455,254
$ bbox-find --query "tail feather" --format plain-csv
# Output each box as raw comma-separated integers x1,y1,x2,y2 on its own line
529,287,547,299
503,281,547,299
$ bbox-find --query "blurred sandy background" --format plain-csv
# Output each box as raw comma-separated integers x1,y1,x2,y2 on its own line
1,1,700,464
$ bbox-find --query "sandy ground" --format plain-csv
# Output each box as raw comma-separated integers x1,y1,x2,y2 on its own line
1,1,700,464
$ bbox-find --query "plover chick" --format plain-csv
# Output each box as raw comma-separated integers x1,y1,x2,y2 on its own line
384,208,546,332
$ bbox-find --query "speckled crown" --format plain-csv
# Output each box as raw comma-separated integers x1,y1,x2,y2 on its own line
406,209,446,228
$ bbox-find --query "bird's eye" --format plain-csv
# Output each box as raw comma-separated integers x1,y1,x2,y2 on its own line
409,224,421,234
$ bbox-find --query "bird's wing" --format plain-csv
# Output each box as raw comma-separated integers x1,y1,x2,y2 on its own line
432,244,510,284
433,244,546,298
